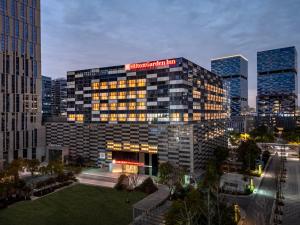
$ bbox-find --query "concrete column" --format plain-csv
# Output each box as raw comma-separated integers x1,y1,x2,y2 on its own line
139,152,145,174
149,154,152,176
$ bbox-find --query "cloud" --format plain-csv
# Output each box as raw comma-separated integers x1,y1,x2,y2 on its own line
41,0,300,107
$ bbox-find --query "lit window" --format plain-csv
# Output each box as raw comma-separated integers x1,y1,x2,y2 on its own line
184,113,189,122
100,103,108,110
128,91,136,99
109,81,117,89
137,102,146,110
118,114,127,121
170,113,181,121
100,82,108,89
137,90,146,99
92,103,100,111
128,80,136,88
118,102,127,110
118,80,126,88
109,114,117,121
100,114,108,121
109,92,117,100
193,113,201,121
137,79,146,87
100,92,108,100
92,93,100,100
109,103,117,110
128,102,136,110
118,92,126,99
92,82,100,90
68,114,75,121
76,114,84,122
193,90,201,99
138,113,146,121
128,113,136,121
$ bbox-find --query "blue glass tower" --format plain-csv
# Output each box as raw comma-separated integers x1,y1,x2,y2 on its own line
42,76,52,120
257,47,298,118
211,55,248,117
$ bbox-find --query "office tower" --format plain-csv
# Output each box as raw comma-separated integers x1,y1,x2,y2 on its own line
0,0,43,168
42,75,52,120
46,58,228,174
257,46,298,127
51,78,67,117
211,55,248,116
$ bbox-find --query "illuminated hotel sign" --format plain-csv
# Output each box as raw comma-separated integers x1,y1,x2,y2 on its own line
113,160,144,167
125,59,176,71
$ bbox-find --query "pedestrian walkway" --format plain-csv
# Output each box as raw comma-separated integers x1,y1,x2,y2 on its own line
282,157,300,225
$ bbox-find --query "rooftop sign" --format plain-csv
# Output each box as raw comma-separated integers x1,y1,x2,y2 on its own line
125,59,176,71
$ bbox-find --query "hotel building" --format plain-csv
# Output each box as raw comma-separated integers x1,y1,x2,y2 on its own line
0,0,44,169
46,58,228,175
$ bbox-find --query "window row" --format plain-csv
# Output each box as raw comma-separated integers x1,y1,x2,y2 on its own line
92,102,146,111
92,90,146,100
91,79,146,90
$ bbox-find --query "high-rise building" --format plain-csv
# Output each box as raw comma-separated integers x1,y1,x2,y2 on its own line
42,75,52,120
0,0,44,168
51,78,67,117
46,58,228,175
211,55,248,116
257,46,298,127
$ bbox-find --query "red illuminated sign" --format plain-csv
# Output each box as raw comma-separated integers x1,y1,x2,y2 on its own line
125,59,176,71
113,160,144,167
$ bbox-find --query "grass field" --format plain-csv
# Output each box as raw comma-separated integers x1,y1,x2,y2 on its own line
0,184,146,225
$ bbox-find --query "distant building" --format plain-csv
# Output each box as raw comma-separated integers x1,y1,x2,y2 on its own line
257,46,298,128
42,76,52,120
52,78,67,117
46,57,229,175
211,55,248,116
228,115,255,133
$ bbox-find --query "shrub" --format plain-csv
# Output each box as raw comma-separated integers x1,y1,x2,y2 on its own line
135,177,157,194
114,174,128,191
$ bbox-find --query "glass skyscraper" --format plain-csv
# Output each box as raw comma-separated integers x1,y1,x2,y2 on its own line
0,0,43,168
257,46,298,119
42,76,52,120
211,55,248,117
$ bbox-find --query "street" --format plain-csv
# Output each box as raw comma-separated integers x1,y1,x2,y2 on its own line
282,157,300,224
223,155,279,225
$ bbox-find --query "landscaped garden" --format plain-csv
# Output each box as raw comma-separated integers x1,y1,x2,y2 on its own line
0,184,146,225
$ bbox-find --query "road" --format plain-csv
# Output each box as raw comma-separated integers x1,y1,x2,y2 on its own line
223,155,279,225
282,157,300,224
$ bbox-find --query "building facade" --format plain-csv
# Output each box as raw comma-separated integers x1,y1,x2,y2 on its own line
211,55,248,117
46,58,228,175
257,47,298,128
42,75,52,120
51,78,67,117
0,0,44,168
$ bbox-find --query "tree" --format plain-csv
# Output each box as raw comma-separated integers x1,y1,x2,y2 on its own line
214,146,229,173
166,189,205,225
158,162,173,185
237,140,261,171
25,159,40,176
158,162,186,195
250,125,274,142
7,159,24,181
47,161,64,175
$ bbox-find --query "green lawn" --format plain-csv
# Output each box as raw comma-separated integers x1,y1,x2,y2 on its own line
0,184,146,225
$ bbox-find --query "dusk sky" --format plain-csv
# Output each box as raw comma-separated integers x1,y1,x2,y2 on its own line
41,0,300,108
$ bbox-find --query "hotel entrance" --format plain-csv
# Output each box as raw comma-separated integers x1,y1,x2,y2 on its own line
109,152,157,175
